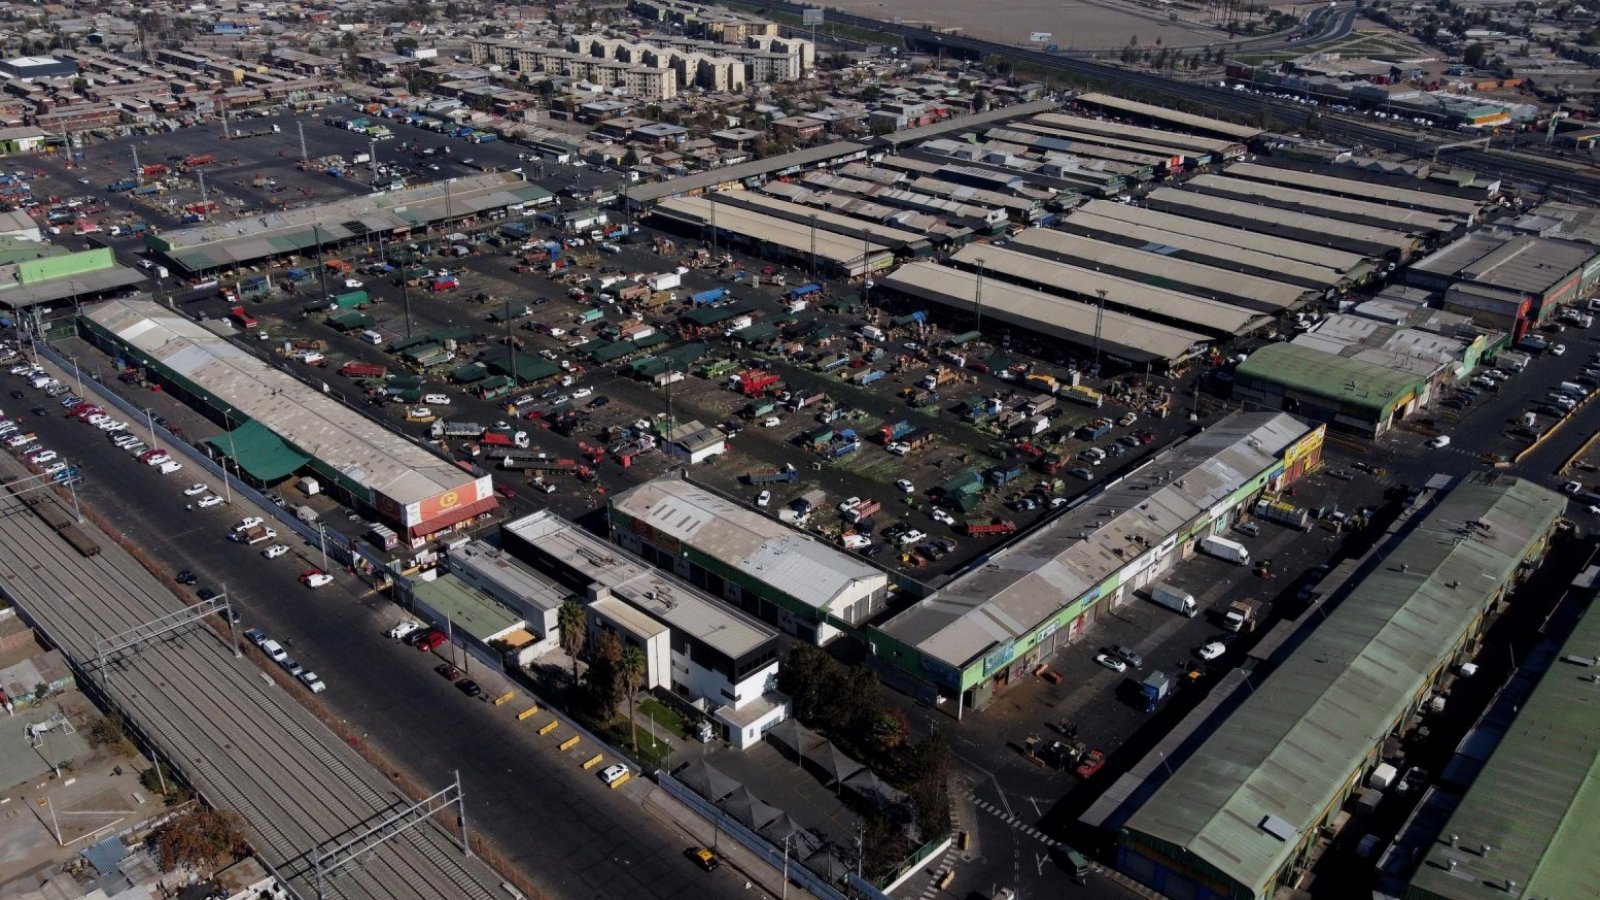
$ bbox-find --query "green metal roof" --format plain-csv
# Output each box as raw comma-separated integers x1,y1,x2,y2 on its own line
326,310,374,330
450,362,488,383
1237,342,1425,415
479,348,556,383
204,419,312,481
1409,575,1600,899
683,304,750,326
410,574,523,641
1124,476,1565,898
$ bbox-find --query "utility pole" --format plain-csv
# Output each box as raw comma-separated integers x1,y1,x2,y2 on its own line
809,215,818,281
369,139,378,181
861,231,872,309
1093,287,1107,372
197,169,209,215
130,146,139,179
314,224,330,302
297,121,308,164
708,190,718,259
973,257,986,334
506,297,517,385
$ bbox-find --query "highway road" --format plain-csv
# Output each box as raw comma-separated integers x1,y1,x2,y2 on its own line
6,362,759,900
739,0,1600,200
0,456,504,900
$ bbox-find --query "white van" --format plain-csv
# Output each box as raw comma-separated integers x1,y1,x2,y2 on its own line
27,374,51,389
360,329,384,345
260,640,288,663
158,460,184,475
423,393,451,405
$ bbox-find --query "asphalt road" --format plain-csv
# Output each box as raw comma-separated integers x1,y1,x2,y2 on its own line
9,374,753,900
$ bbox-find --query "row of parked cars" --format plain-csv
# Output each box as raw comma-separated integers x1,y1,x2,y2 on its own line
244,628,326,693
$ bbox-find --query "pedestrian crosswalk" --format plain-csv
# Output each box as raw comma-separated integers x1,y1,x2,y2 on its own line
970,795,1060,848
916,780,968,900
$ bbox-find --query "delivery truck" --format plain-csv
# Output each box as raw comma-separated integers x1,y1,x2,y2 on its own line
1148,582,1197,617
1198,534,1250,566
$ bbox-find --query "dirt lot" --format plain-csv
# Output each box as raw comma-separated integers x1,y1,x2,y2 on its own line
823,0,1233,49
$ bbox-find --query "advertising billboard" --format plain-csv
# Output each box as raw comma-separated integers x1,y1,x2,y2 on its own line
407,477,493,527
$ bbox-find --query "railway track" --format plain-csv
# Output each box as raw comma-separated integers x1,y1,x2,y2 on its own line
0,457,501,900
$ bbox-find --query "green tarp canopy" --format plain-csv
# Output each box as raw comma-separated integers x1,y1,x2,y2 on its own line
450,362,488,383
391,334,436,353
488,305,532,323
733,323,778,343
632,332,670,351
683,304,750,326
401,342,443,364
326,310,374,331
205,420,311,482
630,356,669,376
824,293,861,312
590,341,636,364
480,347,557,382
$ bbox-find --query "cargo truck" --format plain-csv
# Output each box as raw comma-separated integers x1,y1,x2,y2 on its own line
1253,498,1309,530
1198,534,1250,565
1063,385,1103,408
692,287,726,306
1148,582,1197,616
1223,599,1261,633
339,361,388,379
744,464,798,485
430,420,485,439
1140,671,1172,713
844,499,880,524
964,520,1018,536
231,525,277,545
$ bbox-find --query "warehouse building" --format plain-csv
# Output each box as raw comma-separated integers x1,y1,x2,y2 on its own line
1032,111,1247,161
1010,228,1315,313
1118,474,1565,900
502,510,786,749
1181,173,1466,237
1223,162,1486,220
624,141,870,208
880,261,1209,369
608,476,889,645
945,244,1269,337
1070,92,1264,144
1403,567,1600,900
0,247,148,311
711,190,935,257
1232,342,1431,437
1142,188,1420,260
1405,232,1600,327
1013,119,1191,171
82,299,496,546
145,173,555,276
446,540,573,662
1060,199,1367,286
871,413,1323,713
649,195,893,277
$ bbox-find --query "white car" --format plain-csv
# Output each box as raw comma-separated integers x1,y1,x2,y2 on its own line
1551,343,1567,356
262,545,289,559
387,620,423,640
571,387,593,399
756,490,771,508
599,764,631,786
895,479,915,494
85,413,109,426
897,529,927,546
42,461,67,475
837,496,862,514
1094,652,1128,673
97,419,127,431
1427,435,1451,449
196,495,223,508
1197,642,1227,661
930,508,956,526
298,671,327,693
5,433,35,448
26,450,56,464
344,278,364,289
303,572,334,588
233,516,263,532
842,533,871,550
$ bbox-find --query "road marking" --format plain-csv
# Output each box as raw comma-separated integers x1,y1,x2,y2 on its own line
969,794,1059,848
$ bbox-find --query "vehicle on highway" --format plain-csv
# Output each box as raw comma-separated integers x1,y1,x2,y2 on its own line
1093,652,1127,673
1197,642,1227,661
262,545,288,559
387,620,423,640
599,764,631,787
299,671,326,693
197,495,223,508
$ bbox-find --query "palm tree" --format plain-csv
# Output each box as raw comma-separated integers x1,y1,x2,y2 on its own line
618,646,645,750
558,599,587,686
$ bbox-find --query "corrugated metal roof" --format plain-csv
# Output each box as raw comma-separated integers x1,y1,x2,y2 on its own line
879,413,1309,669
504,510,775,659
627,141,868,204
1410,573,1600,899
1186,173,1461,233
1225,162,1482,217
880,261,1207,364
1145,187,1416,254
1076,199,1364,272
609,479,887,619
1237,342,1427,416
85,299,476,506
1074,92,1264,142
652,197,891,275
1125,475,1565,898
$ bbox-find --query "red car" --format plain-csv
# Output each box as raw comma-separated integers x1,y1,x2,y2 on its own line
495,484,516,499
416,631,447,652
1075,750,1106,778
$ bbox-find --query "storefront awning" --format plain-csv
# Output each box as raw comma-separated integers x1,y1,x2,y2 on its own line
205,419,311,481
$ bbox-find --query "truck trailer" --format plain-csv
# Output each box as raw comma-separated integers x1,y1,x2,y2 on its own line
1148,582,1197,616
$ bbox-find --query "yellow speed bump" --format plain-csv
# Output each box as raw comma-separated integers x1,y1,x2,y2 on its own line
493,691,516,706
538,720,560,735
558,735,581,751
517,705,541,721
582,754,604,770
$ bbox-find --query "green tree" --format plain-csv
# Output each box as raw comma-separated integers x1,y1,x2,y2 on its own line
584,631,624,719
909,732,953,839
619,645,645,750
147,808,250,873
776,643,834,721
1464,43,1488,67
558,599,587,686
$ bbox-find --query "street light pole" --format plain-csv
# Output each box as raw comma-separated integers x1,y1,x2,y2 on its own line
973,257,986,335
1093,287,1107,372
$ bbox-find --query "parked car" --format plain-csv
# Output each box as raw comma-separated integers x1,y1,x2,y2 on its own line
197,495,223,508
599,764,631,786
1075,750,1106,778
1093,653,1127,673
298,671,326,693
415,631,447,652
1197,642,1227,661
387,620,423,640
1109,645,1144,669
